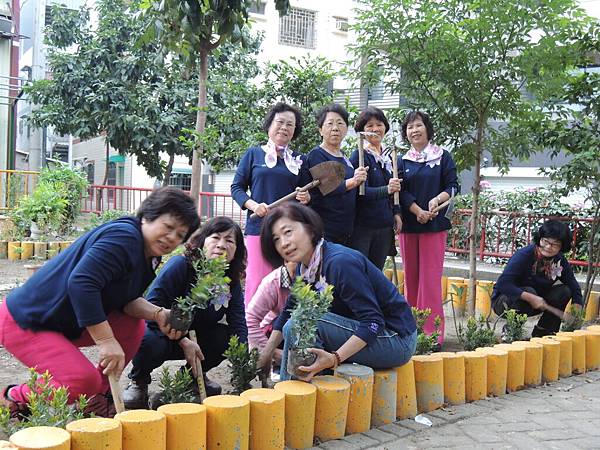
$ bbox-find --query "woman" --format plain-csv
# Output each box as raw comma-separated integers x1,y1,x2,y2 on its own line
302,103,367,245
397,111,459,345
231,102,309,305
349,106,402,269
257,203,417,381
123,217,247,408
492,220,583,337
0,187,200,417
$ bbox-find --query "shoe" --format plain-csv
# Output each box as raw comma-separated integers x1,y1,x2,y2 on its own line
0,385,28,419
83,391,117,418
531,325,552,338
122,380,149,410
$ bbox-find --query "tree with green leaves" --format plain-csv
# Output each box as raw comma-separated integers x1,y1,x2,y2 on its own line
141,0,290,200
351,0,591,314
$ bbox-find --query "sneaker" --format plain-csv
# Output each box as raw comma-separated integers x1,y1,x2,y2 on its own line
501,324,510,343
83,391,117,418
122,380,149,410
0,385,28,419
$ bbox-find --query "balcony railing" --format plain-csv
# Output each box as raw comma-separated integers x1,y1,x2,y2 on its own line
0,169,39,211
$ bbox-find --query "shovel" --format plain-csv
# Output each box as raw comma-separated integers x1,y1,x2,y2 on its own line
108,374,125,414
544,303,575,326
188,330,207,402
249,161,347,219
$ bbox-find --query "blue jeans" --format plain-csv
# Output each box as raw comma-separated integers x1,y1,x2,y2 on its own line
280,312,417,381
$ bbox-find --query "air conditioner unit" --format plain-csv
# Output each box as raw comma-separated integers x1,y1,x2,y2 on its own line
0,17,13,37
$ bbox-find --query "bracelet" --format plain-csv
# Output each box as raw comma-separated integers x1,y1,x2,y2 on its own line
153,307,164,322
331,351,342,369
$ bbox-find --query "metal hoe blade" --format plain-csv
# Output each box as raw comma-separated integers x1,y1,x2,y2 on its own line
309,161,347,196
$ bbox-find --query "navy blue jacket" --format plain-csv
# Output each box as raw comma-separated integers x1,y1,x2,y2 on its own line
231,146,305,236
146,255,247,342
273,241,416,344
302,146,357,240
492,244,583,305
7,217,157,339
349,149,399,229
398,150,459,233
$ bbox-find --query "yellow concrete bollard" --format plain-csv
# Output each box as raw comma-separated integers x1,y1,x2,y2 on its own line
494,344,525,392
33,242,47,260
475,347,508,396
7,242,20,261
240,389,284,450
47,242,61,259
588,324,600,332
334,364,374,434
574,329,600,371
531,338,561,382
585,292,600,322
370,369,397,427
0,440,15,448
66,418,122,450
447,277,467,313
157,403,206,450
9,426,70,450
512,341,543,386
457,351,487,402
384,269,404,293
0,241,8,259
310,376,350,442
274,380,316,450
395,360,417,420
543,335,572,378
114,409,166,450
475,280,494,317
412,355,443,413
441,275,448,302
437,352,465,405
557,331,586,375
203,395,249,450
59,241,72,252
20,242,34,260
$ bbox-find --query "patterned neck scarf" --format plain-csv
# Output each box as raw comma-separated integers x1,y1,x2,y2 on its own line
366,146,393,173
263,139,303,175
280,264,293,290
533,246,563,281
402,142,444,168
299,238,324,284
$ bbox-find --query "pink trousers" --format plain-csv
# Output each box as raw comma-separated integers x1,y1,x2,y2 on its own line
244,235,274,306
0,301,144,403
399,231,447,344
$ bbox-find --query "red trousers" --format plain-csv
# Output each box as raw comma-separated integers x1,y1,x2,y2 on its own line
399,231,447,344
0,301,144,403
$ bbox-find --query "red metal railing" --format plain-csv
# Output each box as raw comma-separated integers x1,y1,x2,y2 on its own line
447,209,600,268
0,169,39,211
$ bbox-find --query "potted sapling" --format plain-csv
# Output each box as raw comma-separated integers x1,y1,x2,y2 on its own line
287,277,334,378
169,250,231,331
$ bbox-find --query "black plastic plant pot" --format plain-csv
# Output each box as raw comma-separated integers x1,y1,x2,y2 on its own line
287,347,317,378
169,303,193,331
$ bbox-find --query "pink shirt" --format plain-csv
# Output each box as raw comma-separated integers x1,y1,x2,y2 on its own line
245,267,290,349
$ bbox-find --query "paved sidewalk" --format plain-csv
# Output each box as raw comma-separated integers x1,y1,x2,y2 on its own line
311,370,600,450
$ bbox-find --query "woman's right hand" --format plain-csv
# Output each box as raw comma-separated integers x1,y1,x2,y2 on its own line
156,309,185,341
387,177,402,194
179,338,204,377
253,202,269,218
415,207,434,224
352,166,368,187
98,337,125,377
257,348,274,379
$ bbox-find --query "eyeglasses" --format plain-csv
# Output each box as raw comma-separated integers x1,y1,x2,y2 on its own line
274,119,296,129
540,238,562,250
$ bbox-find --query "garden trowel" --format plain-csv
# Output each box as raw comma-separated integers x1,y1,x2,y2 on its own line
249,161,346,218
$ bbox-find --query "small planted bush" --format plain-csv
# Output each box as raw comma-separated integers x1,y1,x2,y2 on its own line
223,335,259,394
458,315,497,351
150,367,197,409
411,307,441,354
501,309,529,343
560,304,585,332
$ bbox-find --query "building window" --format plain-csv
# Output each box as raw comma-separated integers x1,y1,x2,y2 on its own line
85,162,95,185
249,1,266,14
334,16,348,32
279,8,316,49
169,172,192,191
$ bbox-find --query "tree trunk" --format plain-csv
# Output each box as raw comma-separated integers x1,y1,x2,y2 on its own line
190,48,208,204
162,153,175,187
467,125,484,316
102,140,110,185
582,202,600,306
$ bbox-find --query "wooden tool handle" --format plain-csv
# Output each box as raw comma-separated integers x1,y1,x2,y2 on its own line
249,180,320,219
432,198,451,214
358,135,365,196
108,374,125,414
188,330,207,402
392,148,399,205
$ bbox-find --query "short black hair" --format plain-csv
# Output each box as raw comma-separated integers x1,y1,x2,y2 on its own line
137,187,200,241
533,220,573,253
316,103,349,128
401,110,435,143
187,216,247,282
262,102,303,141
260,203,324,267
354,106,390,133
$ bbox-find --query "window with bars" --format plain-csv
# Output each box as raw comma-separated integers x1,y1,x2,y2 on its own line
334,16,348,32
278,8,317,49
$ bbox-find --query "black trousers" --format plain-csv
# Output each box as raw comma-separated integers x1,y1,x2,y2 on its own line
492,285,572,334
348,225,395,270
128,323,230,384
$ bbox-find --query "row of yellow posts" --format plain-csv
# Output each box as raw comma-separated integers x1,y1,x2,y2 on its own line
4,325,599,450
384,269,600,322
0,241,74,261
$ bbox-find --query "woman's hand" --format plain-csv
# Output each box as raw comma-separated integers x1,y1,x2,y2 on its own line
253,202,269,218
156,309,185,340
296,348,337,382
394,214,403,233
352,166,368,187
257,347,274,380
98,337,125,377
295,188,311,205
415,207,435,224
387,177,402,195
428,196,441,212
179,337,204,377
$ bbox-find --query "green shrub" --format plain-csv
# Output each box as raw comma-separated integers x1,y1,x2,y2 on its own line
38,166,88,231
411,307,441,354
502,309,529,343
560,304,585,332
89,209,130,228
458,315,497,351
223,335,259,394
155,367,196,406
